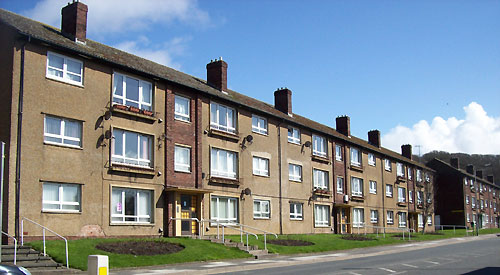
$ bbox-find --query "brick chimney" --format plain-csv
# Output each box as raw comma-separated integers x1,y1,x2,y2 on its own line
368,130,380,147
206,58,228,91
336,116,350,136
274,88,292,115
487,175,494,183
401,144,412,160
61,0,88,43
466,164,474,175
450,158,459,169
476,170,483,179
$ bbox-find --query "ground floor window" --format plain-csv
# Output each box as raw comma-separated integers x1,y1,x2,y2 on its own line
387,211,394,224
418,214,424,228
398,212,407,227
253,199,270,219
314,204,330,227
42,182,81,212
290,203,303,220
370,210,378,223
353,208,364,227
211,196,238,224
111,187,152,223
427,215,432,225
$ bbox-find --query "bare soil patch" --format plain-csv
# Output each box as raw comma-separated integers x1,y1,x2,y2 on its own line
267,239,314,246
341,234,375,241
96,241,184,255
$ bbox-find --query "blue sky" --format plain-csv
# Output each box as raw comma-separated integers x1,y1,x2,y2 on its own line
2,0,499,154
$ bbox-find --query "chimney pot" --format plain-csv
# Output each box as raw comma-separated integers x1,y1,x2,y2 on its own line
466,164,474,175
61,1,88,43
336,116,350,136
368,130,381,147
450,158,459,169
206,59,228,91
274,88,292,115
401,144,412,160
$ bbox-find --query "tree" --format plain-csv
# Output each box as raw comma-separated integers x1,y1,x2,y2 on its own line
420,172,436,234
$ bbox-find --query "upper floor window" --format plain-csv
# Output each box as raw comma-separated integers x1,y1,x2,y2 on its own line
407,167,412,180
350,147,361,167
174,95,190,122
335,145,342,161
386,184,393,197
112,129,152,168
312,135,327,157
42,182,81,212
44,115,82,148
397,163,404,177
369,180,377,194
384,159,391,171
289,164,302,182
313,169,329,190
398,187,406,203
174,145,191,172
336,177,344,194
466,195,470,205
408,190,413,203
210,148,238,179
416,170,423,182
46,52,83,85
368,153,376,166
113,73,152,111
253,156,269,177
351,177,363,197
425,173,431,182
111,187,152,224
252,115,268,135
210,102,236,134
288,127,300,144
253,199,270,219
417,191,423,204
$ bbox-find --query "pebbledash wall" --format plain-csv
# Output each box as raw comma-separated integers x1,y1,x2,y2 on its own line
0,1,464,241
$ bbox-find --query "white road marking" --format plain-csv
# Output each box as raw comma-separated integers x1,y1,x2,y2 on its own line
401,263,418,268
424,260,439,265
379,267,397,273
200,261,236,268
349,272,362,275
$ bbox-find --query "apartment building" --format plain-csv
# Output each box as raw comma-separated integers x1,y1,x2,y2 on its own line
427,158,500,229
0,2,435,240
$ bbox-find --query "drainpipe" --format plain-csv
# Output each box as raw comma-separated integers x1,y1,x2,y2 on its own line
277,119,283,235
380,158,386,235
15,35,30,239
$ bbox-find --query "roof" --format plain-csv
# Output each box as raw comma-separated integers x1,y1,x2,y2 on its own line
0,8,431,170
428,158,498,188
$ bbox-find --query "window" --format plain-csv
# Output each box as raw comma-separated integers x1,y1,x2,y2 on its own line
335,145,342,161
288,127,300,144
368,153,376,166
111,187,152,223
467,213,470,222
313,169,329,190
42,182,81,212
350,147,361,167
398,212,407,227
290,203,303,220
408,190,413,203
174,95,190,122
369,180,377,194
370,210,378,223
174,145,190,172
210,102,236,133
397,163,404,177
386,184,393,197
384,159,391,171
112,129,152,168
427,215,432,225
408,167,412,180
351,177,363,197
211,196,238,224
253,200,270,219
336,177,344,194
417,191,423,204
312,135,327,157
353,208,364,227
464,178,468,186
425,173,430,182
398,187,406,203
252,115,268,135
113,73,152,111
253,156,269,177
471,197,476,208
289,164,302,182
210,148,238,179
44,115,82,148
314,205,330,227
387,211,394,224
416,169,423,182
418,214,423,228
46,52,83,85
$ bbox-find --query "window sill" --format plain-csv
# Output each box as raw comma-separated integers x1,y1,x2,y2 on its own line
253,217,270,220
289,180,302,183
251,130,268,137
208,129,240,142
110,164,156,176
44,141,83,150
397,202,407,207
313,189,332,197
209,176,240,186
396,176,406,183
349,165,364,172
174,117,191,123
351,195,364,202
112,105,157,122
110,223,154,226
290,218,303,221
42,210,81,214
368,163,376,167
314,225,330,228
253,174,270,178
369,191,377,195
174,169,192,174
46,75,84,88
288,140,301,146
312,155,331,164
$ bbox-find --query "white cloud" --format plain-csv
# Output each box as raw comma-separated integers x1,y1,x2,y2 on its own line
382,102,500,155
22,0,210,35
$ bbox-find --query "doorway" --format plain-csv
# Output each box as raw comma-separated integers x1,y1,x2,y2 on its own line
180,195,198,236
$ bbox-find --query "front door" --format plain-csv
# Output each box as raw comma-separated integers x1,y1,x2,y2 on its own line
180,195,198,236
340,208,350,234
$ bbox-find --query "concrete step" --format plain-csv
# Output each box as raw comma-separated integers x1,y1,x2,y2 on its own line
28,267,83,274
254,253,280,260
1,254,53,262
19,261,61,269
249,249,269,258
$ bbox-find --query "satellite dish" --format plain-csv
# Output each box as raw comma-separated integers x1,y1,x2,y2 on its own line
244,188,252,196
246,135,253,143
104,130,112,139
304,141,311,147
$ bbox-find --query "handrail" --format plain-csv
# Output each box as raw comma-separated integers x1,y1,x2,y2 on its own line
1,231,17,265
201,219,258,251
353,224,412,240
227,222,278,251
21,217,69,268
435,224,469,236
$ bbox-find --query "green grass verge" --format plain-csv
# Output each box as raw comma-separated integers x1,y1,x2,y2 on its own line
27,237,250,271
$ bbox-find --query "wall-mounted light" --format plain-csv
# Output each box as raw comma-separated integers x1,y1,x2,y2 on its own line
158,118,163,123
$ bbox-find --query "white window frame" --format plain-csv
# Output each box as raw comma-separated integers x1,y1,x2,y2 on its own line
369,180,377,194
111,128,153,168
397,163,404,177
370,210,378,223
350,147,361,167
210,147,238,179
113,73,152,111
290,202,303,220
252,114,268,135
409,190,413,203
252,156,269,177
398,212,407,227
289,164,302,182
44,115,82,148
336,177,344,194
335,145,342,161
314,204,330,227
386,184,393,197
174,145,191,172
42,182,81,212
384,159,391,171
427,215,432,225
416,169,423,182
464,178,468,186
210,102,236,134
398,187,406,203
387,211,394,224
46,51,83,85
408,167,412,180
210,196,238,224
425,173,431,182
253,199,270,219
312,135,327,157
174,95,190,122
368,153,376,166
353,208,364,228
418,214,423,228
287,127,300,144
471,197,476,208
111,187,153,224
417,191,423,204
313,169,329,190
467,213,470,222
351,177,363,197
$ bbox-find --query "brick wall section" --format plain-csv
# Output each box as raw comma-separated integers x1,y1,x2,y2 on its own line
333,141,346,204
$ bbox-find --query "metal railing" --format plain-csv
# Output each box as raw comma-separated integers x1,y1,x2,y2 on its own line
226,222,278,251
1,231,17,265
21,217,69,268
435,224,469,236
347,223,412,240
169,217,203,239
